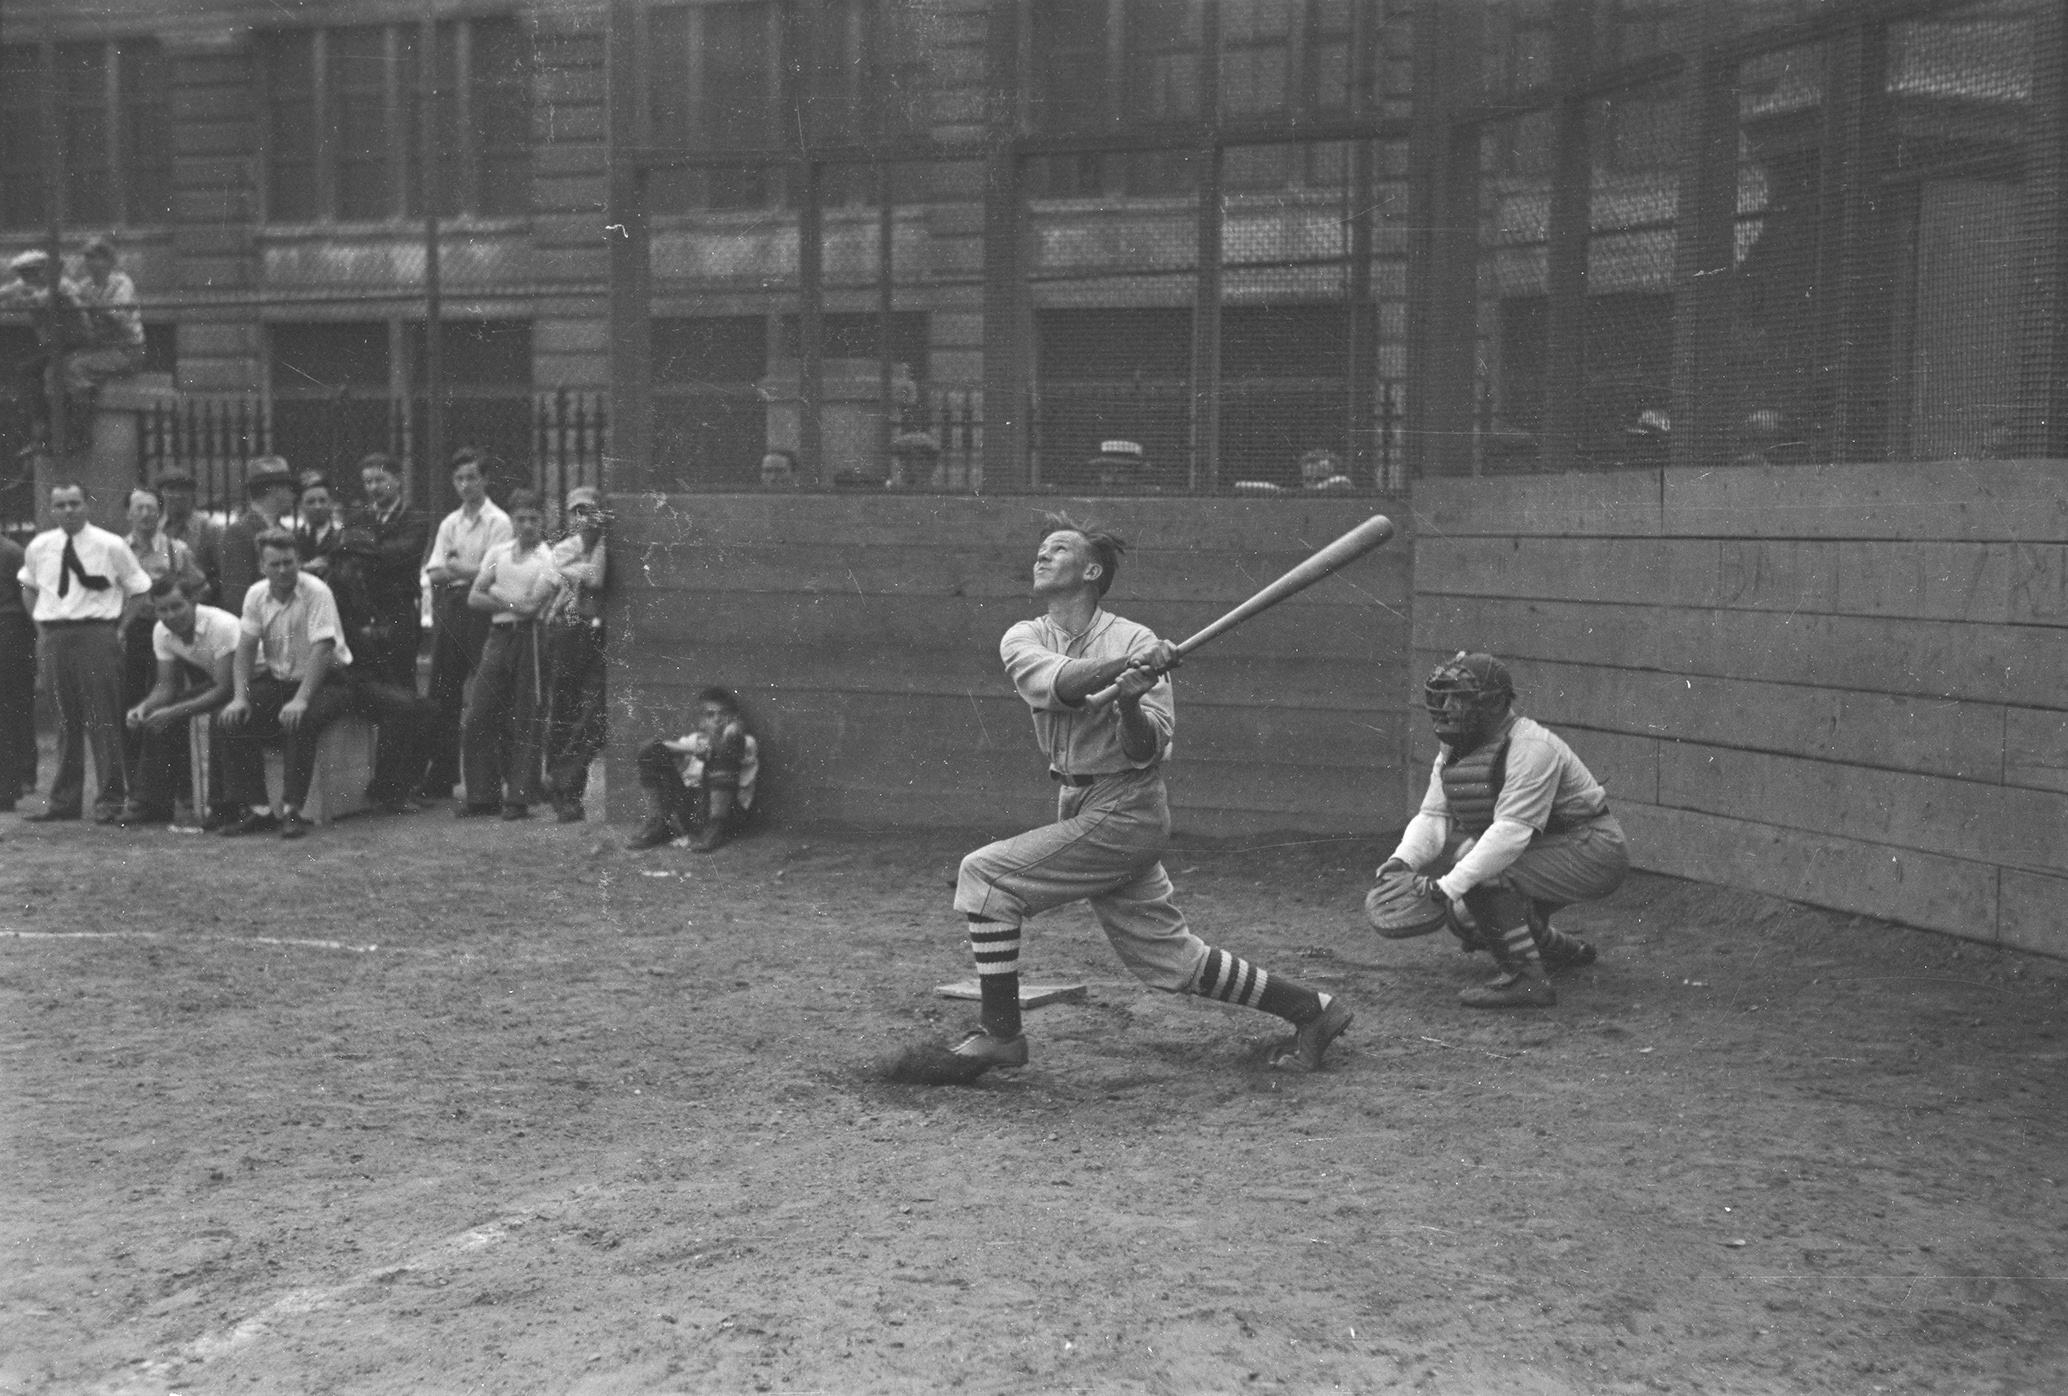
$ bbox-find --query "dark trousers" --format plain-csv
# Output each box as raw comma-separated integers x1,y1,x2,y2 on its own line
131,711,226,818
634,739,741,836
42,621,128,816
0,611,36,799
121,617,157,774
544,619,606,802
359,606,424,691
424,588,490,791
461,621,543,809
221,670,433,811
220,673,353,811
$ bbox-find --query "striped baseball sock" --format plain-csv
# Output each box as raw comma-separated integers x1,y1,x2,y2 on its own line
1496,921,1542,968
967,915,1022,1039
1193,946,1326,1026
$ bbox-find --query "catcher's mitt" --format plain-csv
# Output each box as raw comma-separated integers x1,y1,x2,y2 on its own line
1364,871,1451,939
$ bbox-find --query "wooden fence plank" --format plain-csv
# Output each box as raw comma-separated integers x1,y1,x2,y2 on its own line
611,492,1397,552
1488,657,2011,786
1656,742,2067,875
1414,596,2068,710
1413,471,1663,538
1660,459,2068,542
1615,800,1999,943
2005,707,2068,795
636,542,1411,607
1998,869,2068,958
624,592,1411,664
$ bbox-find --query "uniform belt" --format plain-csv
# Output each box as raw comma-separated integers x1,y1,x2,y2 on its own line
1545,804,1613,835
39,618,118,627
1050,770,1100,787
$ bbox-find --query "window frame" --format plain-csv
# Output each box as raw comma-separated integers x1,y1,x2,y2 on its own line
260,15,530,226
0,36,174,232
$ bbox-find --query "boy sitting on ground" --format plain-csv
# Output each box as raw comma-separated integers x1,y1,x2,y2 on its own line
628,686,758,853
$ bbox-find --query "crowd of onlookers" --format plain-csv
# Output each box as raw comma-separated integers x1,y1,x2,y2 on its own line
2,449,755,849
0,448,755,849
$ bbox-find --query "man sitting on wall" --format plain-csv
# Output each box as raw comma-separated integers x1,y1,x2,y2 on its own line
120,575,238,828
215,532,430,838
65,236,146,404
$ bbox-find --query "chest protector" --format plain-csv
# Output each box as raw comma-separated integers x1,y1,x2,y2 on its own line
1440,732,1512,837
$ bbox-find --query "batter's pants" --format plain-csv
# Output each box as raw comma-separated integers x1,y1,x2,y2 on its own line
955,765,1210,993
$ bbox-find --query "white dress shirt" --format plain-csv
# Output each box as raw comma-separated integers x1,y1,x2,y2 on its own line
19,524,151,623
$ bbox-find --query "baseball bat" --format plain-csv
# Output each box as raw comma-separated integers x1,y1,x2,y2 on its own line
1084,512,1396,709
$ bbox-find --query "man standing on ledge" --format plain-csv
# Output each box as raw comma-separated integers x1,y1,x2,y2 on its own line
16,483,151,822
945,514,1354,1076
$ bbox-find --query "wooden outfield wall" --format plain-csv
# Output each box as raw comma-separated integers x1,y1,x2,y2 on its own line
1412,460,2068,959
603,494,1413,842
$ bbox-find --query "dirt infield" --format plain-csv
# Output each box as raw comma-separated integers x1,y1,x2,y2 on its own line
4,812,2066,1395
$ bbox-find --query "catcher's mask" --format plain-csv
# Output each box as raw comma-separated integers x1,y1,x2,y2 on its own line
1424,651,1514,748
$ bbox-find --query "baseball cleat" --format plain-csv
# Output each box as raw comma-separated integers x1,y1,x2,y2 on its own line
1276,995,1354,1073
1535,928,1597,970
948,1029,1029,1071
1460,964,1557,1008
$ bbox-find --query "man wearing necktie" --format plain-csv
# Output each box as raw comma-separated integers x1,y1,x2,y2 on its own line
16,483,151,821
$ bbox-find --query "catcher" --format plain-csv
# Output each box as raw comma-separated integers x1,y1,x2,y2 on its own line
936,514,1354,1078
1365,652,1628,1008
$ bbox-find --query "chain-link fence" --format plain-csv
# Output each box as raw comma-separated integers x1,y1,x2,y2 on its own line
607,0,1419,498
7,0,2057,515
1423,0,2060,476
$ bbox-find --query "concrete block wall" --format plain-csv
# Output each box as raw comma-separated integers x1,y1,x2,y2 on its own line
1412,460,2068,958
603,494,1412,843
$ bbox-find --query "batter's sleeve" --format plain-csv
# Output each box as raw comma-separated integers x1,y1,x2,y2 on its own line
1000,621,1071,712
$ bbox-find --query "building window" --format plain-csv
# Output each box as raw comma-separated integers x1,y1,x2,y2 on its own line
261,17,531,224
0,39,173,230
647,2,778,213
646,0,926,214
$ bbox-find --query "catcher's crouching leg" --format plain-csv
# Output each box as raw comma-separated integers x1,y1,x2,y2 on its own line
1529,899,1597,970
1456,882,1556,1009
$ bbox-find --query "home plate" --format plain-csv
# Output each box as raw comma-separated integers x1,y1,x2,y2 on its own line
934,979,1089,1008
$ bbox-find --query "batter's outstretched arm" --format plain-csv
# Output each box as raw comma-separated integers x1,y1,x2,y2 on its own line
1052,638,1180,706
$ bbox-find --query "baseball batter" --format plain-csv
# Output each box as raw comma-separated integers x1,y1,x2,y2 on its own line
1373,651,1629,1007
948,515,1355,1075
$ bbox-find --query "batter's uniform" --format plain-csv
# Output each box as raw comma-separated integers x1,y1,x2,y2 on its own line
1398,712,1629,945
956,610,1213,994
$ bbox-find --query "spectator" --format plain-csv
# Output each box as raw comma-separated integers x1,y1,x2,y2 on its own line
219,457,299,607
121,485,206,769
155,467,224,605
216,531,429,838
336,452,431,692
0,249,92,452
119,575,237,828
458,489,557,820
294,474,343,579
628,686,759,853
65,236,146,400
1299,449,1355,492
422,448,512,799
542,486,608,822
0,530,35,808
758,449,801,490
16,482,151,822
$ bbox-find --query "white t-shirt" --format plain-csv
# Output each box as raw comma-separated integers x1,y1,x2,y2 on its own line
153,604,241,674
475,539,558,620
